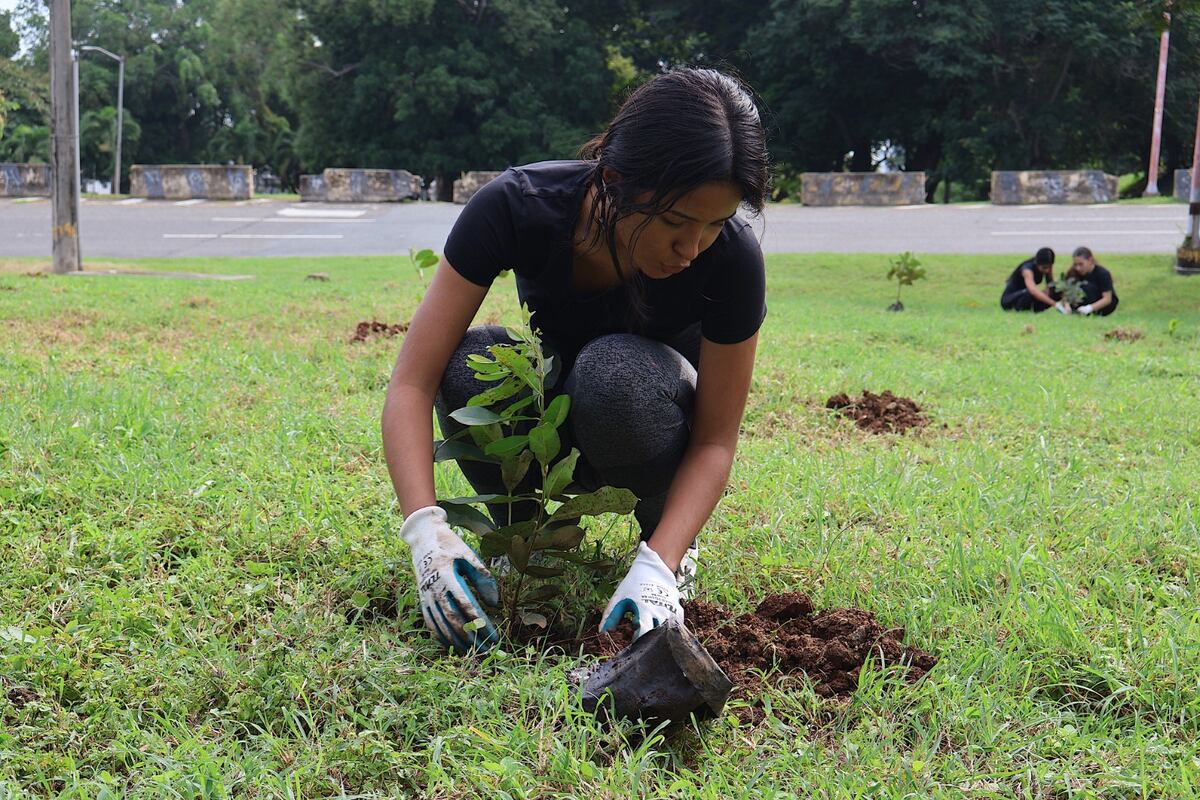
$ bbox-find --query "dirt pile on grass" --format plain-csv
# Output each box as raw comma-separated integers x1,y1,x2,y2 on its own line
1104,328,1143,342
350,320,409,343
526,592,936,724
825,390,927,434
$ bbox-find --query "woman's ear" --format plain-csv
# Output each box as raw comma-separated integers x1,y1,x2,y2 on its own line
601,167,622,187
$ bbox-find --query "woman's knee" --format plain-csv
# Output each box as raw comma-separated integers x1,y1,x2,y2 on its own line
565,334,696,467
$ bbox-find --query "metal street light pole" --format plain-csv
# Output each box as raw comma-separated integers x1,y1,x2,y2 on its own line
1144,14,1170,198
49,0,80,273
78,45,124,194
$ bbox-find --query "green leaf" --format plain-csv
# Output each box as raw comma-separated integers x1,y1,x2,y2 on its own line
433,439,499,464
465,353,494,366
544,447,579,498
544,394,570,429
436,501,496,535
521,564,566,579
533,524,585,550
549,486,638,521
491,345,539,391
508,535,532,571
528,424,560,466
467,377,526,409
521,584,560,603
468,423,503,448
483,435,529,458
449,406,502,426
493,520,539,538
502,395,537,417
501,450,535,493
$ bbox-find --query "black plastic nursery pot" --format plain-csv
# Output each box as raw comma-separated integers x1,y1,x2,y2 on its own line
578,620,733,726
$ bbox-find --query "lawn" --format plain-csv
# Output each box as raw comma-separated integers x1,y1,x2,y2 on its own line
1,252,1198,798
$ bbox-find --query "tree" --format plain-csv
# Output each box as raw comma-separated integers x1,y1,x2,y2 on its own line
284,0,618,198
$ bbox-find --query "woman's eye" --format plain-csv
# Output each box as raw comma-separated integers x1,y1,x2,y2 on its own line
662,218,683,228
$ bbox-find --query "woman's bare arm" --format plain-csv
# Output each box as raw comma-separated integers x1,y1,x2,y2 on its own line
382,260,489,516
1022,269,1057,306
646,332,759,571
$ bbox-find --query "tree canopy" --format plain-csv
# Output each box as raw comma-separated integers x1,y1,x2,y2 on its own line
1,0,1198,199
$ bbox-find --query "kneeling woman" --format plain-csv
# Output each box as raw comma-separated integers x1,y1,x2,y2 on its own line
381,68,770,654
1064,247,1119,316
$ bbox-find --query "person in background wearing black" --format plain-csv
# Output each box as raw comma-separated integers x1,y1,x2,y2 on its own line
1063,246,1119,316
1001,247,1069,313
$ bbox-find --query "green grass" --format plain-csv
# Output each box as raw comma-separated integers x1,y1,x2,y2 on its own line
2,253,1199,798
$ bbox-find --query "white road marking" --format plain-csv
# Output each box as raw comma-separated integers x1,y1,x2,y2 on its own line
997,217,1185,223
990,230,1179,236
118,197,145,204
958,204,989,209
278,207,366,218
895,204,938,210
250,198,272,204
209,216,375,224
162,232,345,240
13,197,45,203
174,199,206,206
219,233,344,239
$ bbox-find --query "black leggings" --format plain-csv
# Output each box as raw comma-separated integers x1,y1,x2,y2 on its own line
1000,288,1055,312
434,325,699,538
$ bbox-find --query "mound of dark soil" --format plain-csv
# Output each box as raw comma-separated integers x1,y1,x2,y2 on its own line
521,592,936,724
1104,328,1143,342
826,390,927,434
350,320,409,343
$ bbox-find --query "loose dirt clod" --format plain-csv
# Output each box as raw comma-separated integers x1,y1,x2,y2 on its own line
825,390,927,434
306,272,330,282
1104,328,1143,342
349,320,409,343
521,591,936,725
7,687,37,708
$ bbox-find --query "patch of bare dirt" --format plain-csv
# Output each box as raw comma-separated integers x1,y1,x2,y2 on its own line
1104,328,1143,343
518,592,936,725
826,390,928,434
350,320,409,343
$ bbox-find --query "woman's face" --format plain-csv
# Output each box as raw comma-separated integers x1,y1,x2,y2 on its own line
614,181,743,280
1072,255,1095,274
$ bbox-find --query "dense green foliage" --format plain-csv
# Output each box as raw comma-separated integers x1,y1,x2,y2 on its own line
2,0,1200,195
1,252,1198,794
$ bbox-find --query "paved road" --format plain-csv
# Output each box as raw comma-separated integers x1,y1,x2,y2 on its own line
0,196,1188,259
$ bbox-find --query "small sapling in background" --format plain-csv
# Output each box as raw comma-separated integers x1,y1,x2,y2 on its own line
886,251,925,311
409,247,438,302
435,306,634,631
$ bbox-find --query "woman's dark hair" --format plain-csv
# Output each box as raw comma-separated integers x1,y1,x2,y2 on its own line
1035,247,1055,266
575,67,771,325
1072,246,1094,260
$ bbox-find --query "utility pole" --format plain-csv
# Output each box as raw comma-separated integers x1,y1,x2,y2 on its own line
49,0,80,273
1178,94,1200,274
1144,13,1171,198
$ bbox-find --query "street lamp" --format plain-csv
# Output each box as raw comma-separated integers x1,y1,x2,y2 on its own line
75,44,125,195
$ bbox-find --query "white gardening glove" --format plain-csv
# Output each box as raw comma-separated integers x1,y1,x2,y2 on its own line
1055,301,1071,314
599,541,684,640
1077,304,1093,316
399,505,500,654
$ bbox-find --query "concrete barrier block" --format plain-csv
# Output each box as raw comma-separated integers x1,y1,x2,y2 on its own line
318,168,417,202
0,163,52,197
1174,170,1193,201
990,170,1117,204
130,165,254,200
453,171,504,204
799,172,925,206
299,174,327,202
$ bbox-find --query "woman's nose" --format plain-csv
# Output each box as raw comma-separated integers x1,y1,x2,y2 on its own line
674,234,701,261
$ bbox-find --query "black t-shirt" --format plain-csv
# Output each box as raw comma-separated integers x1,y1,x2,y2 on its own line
1077,264,1116,305
1004,259,1047,295
443,160,767,365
